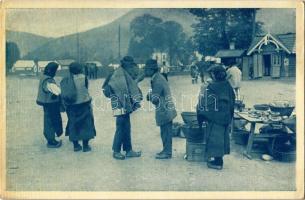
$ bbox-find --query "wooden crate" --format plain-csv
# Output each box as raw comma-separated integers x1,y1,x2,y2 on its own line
186,141,206,162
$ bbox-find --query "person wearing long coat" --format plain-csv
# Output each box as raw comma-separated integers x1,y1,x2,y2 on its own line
145,59,177,159
102,56,144,160
197,64,235,170
36,62,63,148
63,62,96,152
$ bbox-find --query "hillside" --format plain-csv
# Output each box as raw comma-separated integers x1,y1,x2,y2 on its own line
24,8,197,63
21,8,295,64
6,30,53,58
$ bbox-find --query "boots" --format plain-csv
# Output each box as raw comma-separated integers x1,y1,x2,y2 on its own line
207,157,223,170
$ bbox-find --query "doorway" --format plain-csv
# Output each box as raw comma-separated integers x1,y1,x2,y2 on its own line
263,54,271,76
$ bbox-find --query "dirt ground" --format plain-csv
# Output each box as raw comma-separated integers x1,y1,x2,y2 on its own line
6,75,296,191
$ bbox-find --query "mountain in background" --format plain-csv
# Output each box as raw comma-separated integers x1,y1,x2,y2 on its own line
7,8,295,64
23,8,197,63
6,30,53,58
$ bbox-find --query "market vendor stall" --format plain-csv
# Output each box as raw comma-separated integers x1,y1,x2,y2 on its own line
234,102,296,160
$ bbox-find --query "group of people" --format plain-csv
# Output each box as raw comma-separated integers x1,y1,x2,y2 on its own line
190,58,242,101
36,55,237,170
36,62,96,152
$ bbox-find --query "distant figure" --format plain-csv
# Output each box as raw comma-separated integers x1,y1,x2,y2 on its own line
84,64,89,77
160,61,170,81
190,64,199,84
88,64,98,79
36,62,63,148
249,66,254,79
226,62,242,100
197,58,211,83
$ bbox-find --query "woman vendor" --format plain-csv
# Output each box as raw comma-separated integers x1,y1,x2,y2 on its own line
196,64,235,170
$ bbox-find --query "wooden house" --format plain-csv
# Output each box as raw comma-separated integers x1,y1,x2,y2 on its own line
214,49,246,66
152,51,169,66
243,33,296,79
12,60,36,72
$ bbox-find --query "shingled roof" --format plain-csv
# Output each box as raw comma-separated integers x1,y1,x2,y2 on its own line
215,49,246,58
247,33,295,55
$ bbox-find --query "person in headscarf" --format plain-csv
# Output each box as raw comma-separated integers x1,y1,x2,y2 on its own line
63,62,96,152
196,64,235,170
145,59,177,159
102,56,144,160
36,62,63,148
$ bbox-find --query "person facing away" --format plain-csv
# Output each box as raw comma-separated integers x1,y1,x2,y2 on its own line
190,64,199,84
145,59,177,159
196,58,211,83
36,62,63,148
62,62,96,152
102,56,145,160
226,61,242,100
196,64,235,170
160,61,170,81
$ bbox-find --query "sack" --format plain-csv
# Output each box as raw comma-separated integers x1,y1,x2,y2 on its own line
102,74,113,98
60,74,77,105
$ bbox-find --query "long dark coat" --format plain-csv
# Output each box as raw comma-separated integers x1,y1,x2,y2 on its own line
197,80,235,158
150,72,177,126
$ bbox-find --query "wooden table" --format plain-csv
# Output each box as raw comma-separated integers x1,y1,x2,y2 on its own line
236,112,283,159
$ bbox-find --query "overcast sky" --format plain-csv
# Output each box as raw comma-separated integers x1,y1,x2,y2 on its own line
6,8,131,38
6,8,295,38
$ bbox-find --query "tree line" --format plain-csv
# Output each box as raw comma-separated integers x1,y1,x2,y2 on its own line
6,9,262,74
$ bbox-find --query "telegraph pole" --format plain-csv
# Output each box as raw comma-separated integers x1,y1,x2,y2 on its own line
118,24,121,60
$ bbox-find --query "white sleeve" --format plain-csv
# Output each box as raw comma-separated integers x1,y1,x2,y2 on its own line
46,83,61,96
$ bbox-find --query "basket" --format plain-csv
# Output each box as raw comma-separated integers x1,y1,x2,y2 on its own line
269,106,294,116
181,124,205,143
181,112,198,125
269,135,296,162
254,104,270,111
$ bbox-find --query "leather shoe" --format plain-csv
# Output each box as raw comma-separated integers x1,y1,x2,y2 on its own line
113,152,125,160
156,150,164,156
207,161,223,170
126,150,141,158
74,144,82,152
155,153,172,159
47,140,62,148
83,145,92,152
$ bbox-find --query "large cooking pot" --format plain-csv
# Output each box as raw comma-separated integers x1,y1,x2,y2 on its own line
181,124,205,143
181,112,198,125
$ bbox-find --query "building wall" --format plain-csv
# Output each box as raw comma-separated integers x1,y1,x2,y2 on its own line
287,54,296,77
243,51,296,79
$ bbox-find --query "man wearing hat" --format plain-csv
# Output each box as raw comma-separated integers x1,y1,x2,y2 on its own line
102,56,144,160
196,64,235,169
145,59,177,159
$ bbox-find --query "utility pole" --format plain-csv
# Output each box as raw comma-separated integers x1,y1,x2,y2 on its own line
75,9,80,63
118,24,121,61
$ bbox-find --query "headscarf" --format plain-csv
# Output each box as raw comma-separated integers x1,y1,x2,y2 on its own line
69,62,83,74
207,64,227,81
43,62,59,77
